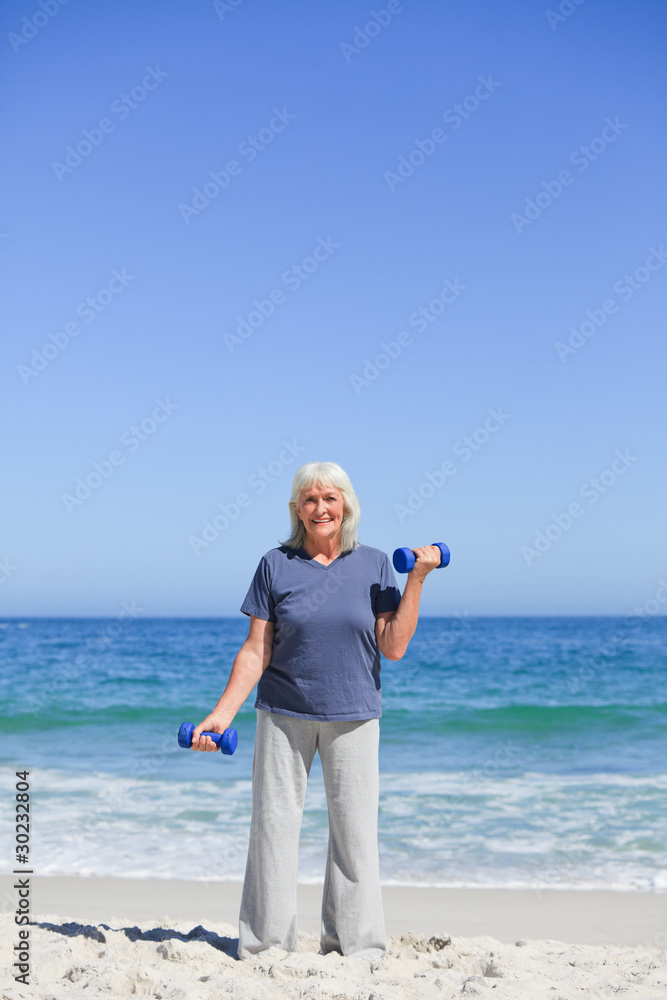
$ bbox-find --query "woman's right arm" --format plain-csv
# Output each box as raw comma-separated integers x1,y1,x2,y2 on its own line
191,615,274,751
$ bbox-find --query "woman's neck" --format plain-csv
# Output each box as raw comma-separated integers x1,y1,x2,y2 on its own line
301,535,341,564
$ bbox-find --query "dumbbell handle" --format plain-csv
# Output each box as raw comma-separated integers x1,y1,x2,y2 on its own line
393,542,450,574
199,731,228,748
177,722,238,756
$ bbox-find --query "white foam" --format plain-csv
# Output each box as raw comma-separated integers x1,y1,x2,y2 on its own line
2,764,664,891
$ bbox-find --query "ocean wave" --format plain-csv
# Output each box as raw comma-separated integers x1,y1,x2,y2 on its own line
1,764,664,891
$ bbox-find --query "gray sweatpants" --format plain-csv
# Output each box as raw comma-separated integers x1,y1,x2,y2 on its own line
237,708,386,960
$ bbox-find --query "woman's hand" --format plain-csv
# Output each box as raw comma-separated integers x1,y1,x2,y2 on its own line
191,711,235,752
410,544,443,582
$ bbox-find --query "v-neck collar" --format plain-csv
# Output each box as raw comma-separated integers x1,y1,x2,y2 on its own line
297,545,345,569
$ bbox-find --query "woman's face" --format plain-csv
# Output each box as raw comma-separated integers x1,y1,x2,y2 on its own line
295,483,346,544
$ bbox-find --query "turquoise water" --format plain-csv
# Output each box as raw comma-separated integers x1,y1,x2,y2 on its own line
1,616,665,889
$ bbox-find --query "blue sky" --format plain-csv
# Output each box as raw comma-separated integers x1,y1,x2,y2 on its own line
2,0,666,616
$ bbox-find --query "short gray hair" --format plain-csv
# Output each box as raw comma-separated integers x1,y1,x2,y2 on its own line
281,461,361,553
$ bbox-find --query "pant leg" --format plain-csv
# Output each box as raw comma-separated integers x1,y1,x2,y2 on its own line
237,709,318,959
318,717,386,959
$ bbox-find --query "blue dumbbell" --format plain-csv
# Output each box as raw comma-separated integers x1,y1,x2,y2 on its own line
393,542,451,574
177,722,238,756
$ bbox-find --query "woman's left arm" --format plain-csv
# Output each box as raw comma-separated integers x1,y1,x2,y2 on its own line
375,545,441,660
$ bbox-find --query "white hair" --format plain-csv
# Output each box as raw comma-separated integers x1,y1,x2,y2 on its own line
281,461,361,553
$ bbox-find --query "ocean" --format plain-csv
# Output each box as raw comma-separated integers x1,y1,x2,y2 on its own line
1,616,665,891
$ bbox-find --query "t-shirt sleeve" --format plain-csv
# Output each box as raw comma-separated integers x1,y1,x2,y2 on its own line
240,554,276,622
374,552,402,614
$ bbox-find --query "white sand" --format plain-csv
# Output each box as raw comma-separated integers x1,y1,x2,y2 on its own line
1,877,666,999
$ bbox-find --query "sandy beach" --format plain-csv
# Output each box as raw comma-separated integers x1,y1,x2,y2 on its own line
2,876,666,999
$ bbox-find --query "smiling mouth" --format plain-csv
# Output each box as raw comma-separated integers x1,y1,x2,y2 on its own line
312,518,332,523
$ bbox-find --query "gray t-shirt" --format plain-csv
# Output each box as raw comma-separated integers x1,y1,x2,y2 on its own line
240,544,402,721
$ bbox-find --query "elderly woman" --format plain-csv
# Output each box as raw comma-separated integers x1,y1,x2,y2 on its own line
193,461,441,961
